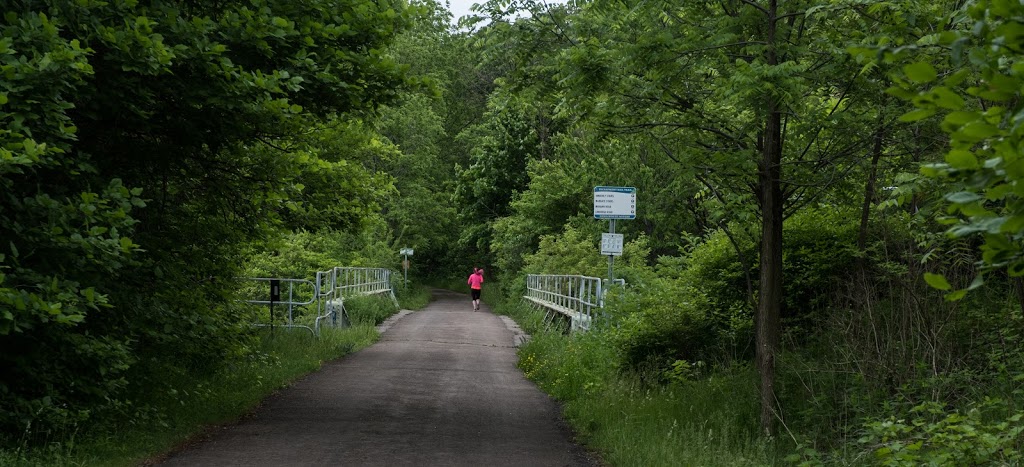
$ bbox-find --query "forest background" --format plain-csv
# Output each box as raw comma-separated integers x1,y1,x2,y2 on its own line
2,0,1024,464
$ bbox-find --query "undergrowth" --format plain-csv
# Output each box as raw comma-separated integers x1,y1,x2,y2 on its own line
1,324,383,466
496,298,774,466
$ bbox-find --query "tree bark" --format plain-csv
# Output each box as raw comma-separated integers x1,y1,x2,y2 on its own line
857,117,885,265
757,108,784,436
756,0,783,437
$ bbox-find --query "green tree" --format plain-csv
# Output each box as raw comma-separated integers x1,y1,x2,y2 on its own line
0,0,413,435
901,0,1024,298
551,0,961,433
455,95,553,266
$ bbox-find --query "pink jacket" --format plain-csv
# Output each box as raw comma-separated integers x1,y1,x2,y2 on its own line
467,272,484,290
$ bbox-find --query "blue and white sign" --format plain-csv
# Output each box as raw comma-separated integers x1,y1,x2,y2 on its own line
593,186,637,219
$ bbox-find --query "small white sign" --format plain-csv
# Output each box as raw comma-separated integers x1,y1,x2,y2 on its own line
400,248,414,256
601,233,624,256
594,186,637,219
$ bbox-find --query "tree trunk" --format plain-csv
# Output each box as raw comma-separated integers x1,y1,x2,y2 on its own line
857,118,885,268
756,0,783,437
757,108,784,436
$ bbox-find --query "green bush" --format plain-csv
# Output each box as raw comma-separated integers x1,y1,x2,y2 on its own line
673,230,755,354
781,208,860,337
856,398,1024,466
606,281,719,373
243,231,346,279
521,224,652,282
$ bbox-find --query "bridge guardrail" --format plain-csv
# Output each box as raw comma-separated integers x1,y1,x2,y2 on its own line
243,278,318,336
524,274,605,332
243,267,399,337
313,267,399,334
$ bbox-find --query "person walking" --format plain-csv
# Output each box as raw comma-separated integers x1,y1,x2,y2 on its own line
467,267,484,311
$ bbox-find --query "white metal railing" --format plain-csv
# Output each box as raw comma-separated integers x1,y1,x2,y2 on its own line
243,267,398,336
331,267,396,299
524,274,605,332
243,278,318,336
312,267,399,334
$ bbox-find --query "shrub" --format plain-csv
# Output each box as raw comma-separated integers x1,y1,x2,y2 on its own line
606,280,719,373
857,398,1024,465
673,230,755,356
780,207,860,338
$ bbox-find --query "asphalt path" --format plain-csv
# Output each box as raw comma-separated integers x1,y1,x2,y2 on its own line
159,289,597,466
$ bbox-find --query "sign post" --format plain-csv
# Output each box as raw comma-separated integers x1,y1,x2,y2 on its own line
400,248,414,289
269,279,281,336
594,186,636,285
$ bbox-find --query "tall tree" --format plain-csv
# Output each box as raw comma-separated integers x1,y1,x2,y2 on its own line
0,0,414,433
552,0,959,433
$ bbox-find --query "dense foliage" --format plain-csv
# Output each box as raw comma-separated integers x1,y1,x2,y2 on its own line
0,0,414,438
5,0,1024,463
453,0,1024,461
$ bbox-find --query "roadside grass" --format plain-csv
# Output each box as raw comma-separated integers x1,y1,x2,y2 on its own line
344,294,403,326
492,296,548,335
500,299,775,466
2,321,385,466
394,283,432,310
566,377,774,466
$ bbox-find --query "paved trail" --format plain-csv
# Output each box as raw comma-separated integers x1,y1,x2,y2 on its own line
160,290,596,466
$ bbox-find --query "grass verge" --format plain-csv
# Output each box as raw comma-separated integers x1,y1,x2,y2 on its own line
499,299,775,466
394,283,432,310
2,323,383,466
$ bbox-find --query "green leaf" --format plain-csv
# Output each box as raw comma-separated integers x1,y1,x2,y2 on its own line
924,273,952,290
1002,215,1024,233
900,108,936,122
932,87,965,110
955,121,998,142
885,86,916,100
904,62,938,83
945,150,978,169
945,289,968,301
943,111,979,126
946,191,984,204
920,163,948,177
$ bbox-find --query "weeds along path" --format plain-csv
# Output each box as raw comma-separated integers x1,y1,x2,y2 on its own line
160,289,597,466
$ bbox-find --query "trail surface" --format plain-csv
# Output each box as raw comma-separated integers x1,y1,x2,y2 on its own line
160,289,596,466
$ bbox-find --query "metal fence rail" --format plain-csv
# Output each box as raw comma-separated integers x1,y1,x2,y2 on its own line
523,274,605,332
312,267,399,334
331,267,397,301
243,278,318,336
243,267,399,337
